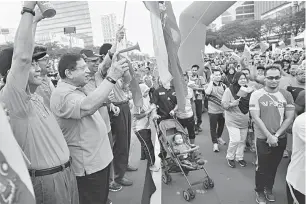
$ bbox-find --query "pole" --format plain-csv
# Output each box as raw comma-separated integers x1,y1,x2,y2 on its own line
69,33,72,49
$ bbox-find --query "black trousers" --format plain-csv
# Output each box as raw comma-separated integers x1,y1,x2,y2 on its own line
287,182,305,204
208,113,225,144
135,129,155,165
177,116,196,140
194,99,203,128
76,165,110,204
255,137,287,192
110,102,131,181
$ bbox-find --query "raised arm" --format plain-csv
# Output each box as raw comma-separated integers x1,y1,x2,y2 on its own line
80,53,129,117
9,2,36,89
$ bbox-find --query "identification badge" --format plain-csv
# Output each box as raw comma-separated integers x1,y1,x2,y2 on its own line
159,92,165,95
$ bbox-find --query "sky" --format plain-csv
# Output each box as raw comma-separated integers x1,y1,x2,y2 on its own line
0,1,192,56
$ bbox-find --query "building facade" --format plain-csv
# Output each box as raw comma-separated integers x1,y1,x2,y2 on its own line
36,1,94,47
101,13,119,44
254,1,289,20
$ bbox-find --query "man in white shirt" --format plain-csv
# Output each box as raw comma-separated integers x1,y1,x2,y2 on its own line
286,112,305,204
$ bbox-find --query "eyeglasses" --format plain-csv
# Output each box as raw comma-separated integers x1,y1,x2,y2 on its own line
266,76,281,80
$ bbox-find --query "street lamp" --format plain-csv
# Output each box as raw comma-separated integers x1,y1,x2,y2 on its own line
64,27,76,48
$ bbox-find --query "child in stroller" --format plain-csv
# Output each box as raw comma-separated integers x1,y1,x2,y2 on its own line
172,133,200,169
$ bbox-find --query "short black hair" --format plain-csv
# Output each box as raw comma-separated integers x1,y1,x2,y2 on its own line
257,65,265,70
273,60,284,68
264,65,281,76
241,68,250,73
212,69,221,74
145,67,150,71
191,64,199,70
58,53,82,79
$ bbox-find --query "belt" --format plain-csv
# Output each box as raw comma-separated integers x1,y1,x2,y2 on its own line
112,100,129,106
29,157,72,177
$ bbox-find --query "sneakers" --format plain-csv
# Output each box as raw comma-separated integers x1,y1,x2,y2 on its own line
238,160,247,167
283,150,289,158
198,127,203,132
149,164,160,172
109,181,122,192
106,198,113,204
115,177,133,186
213,143,219,152
227,159,235,168
264,188,275,202
255,192,267,204
217,137,226,145
127,165,138,171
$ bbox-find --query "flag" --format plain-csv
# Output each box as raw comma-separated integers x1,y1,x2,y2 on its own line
242,44,252,60
0,105,35,204
259,42,269,53
143,2,172,85
144,1,187,112
278,40,286,49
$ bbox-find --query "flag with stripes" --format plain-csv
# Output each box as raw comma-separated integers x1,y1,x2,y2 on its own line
259,42,269,53
144,1,187,111
0,105,35,204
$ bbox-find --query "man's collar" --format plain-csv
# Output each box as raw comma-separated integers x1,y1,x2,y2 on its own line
213,81,221,86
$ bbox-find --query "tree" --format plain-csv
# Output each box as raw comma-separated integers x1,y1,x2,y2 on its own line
241,20,263,43
290,8,305,36
261,18,278,41
217,20,245,45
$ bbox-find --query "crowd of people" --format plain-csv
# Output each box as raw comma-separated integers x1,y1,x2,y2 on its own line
0,2,305,204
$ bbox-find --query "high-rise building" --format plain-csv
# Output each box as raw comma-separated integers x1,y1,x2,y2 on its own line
254,1,290,20
36,1,94,47
208,1,254,30
101,13,119,44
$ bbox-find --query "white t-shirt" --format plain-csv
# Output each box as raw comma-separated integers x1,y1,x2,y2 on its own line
286,112,305,194
132,96,152,131
176,87,194,119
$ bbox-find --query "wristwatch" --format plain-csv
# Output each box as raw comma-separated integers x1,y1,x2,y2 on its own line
21,7,35,16
108,50,114,60
106,76,116,84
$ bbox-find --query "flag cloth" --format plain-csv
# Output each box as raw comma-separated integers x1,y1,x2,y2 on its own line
0,105,35,204
242,44,252,60
278,40,286,49
259,42,269,53
143,1,172,85
144,1,187,112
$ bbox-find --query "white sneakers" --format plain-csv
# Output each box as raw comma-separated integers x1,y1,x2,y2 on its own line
217,137,226,145
150,164,160,172
213,138,226,152
213,143,219,152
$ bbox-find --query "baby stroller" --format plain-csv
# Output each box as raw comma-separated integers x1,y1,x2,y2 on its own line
154,119,214,202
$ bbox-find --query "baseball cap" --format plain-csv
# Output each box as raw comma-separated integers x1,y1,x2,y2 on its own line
0,46,46,77
99,43,112,56
80,49,101,60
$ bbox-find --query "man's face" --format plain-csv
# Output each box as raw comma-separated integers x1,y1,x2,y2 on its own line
145,67,150,74
28,61,42,86
296,68,305,84
257,69,264,76
242,70,250,80
264,69,281,89
290,65,298,76
191,67,198,75
85,58,99,73
283,61,290,70
213,71,221,82
236,66,242,72
68,59,90,87
293,53,299,59
37,55,51,75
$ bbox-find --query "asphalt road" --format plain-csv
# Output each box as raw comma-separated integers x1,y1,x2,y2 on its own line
161,112,290,204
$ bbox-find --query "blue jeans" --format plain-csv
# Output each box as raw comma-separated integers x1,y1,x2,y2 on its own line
31,167,79,204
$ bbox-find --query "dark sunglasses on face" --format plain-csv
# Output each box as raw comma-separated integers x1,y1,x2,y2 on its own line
266,76,281,80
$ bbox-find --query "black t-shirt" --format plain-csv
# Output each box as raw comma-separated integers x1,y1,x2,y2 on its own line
287,86,305,101
152,86,177,120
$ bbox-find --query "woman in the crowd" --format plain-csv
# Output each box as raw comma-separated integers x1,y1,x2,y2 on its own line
221,72,252,168
227,65,236,85
132,83,159,172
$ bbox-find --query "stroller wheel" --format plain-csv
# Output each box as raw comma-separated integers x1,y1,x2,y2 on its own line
203,179,209,189
183,190,191,201
162,173,172,184
187,188,196,199
208,178,214,188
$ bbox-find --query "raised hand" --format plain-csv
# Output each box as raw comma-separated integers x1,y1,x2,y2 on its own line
107,52,129,81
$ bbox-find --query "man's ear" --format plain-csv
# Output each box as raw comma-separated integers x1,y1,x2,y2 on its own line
65,69,73,79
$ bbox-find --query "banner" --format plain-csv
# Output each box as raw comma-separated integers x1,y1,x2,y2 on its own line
0,105,35,204
259,42,269,53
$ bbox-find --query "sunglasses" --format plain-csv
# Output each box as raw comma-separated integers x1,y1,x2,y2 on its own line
266,76,281,80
